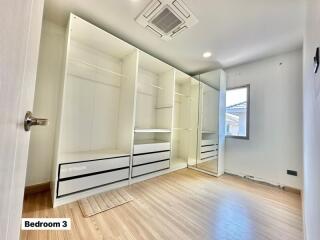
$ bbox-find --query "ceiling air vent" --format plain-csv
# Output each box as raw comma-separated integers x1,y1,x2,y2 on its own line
136,0,198,40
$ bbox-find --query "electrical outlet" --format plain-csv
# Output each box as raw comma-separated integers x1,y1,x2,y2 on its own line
287,170,298,176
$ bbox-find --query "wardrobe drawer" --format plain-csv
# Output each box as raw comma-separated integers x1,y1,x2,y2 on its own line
57,168,129,197
201,151,218,160
201,139,216,146
201,145,218,153
132,160,170,177
134,142,170,154
59,156,130,179
133,151,170,166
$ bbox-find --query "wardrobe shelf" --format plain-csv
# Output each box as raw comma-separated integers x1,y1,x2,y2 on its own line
68,73,121,88
155,106,173,110
202,130,217,134
134,128,171,133
173,128,192,131
137,91,153,97
59,149,130,163
139,81,164,90
68,57,127,78
175,92,190,97
134,139,169,145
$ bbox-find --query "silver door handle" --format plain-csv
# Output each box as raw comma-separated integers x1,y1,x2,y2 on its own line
24,111,49,131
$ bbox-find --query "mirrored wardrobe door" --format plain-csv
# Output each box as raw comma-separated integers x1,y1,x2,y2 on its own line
192,70,221,174
186,77,200,168
196,82,219,174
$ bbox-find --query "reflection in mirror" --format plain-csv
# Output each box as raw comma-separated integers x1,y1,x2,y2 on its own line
197,81,219,173
187,70,226,175
172,72,200,169
186,71,220,174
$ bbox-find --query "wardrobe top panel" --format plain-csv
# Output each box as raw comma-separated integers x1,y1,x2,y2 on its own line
175,70,190,84
197,70,222,90
69,14,136,59
139,51,173,75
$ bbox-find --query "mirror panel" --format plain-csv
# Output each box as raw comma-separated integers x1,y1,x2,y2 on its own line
197,82,219,173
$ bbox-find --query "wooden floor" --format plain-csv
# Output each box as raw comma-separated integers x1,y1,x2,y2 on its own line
21,169,303,240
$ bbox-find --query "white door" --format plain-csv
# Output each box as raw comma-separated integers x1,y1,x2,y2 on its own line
0,0,44,239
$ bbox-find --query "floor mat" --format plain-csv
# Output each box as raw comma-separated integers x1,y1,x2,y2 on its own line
78,188,133,217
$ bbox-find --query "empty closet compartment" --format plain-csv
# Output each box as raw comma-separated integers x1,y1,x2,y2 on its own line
131,52,174,178
54,14,138,198
172,71,199,169
134,52,174,132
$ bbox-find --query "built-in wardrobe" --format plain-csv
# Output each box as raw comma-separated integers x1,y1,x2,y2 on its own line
50,14,226,207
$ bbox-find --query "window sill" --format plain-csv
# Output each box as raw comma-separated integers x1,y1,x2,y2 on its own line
226,135,249,140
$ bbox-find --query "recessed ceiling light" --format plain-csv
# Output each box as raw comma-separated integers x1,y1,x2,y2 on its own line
203,52,212,58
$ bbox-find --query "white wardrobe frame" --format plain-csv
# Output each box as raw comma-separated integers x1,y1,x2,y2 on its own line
50,14,226,207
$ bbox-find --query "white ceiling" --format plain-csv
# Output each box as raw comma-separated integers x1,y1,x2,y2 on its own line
44,0,304,74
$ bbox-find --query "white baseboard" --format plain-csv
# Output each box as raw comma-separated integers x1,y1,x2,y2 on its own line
224,169,281,187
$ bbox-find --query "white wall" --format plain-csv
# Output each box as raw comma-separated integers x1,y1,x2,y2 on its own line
303,0,320,239
26,21,65,186
225,49,303,189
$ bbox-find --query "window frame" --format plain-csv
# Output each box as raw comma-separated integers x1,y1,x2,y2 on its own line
225,84,250,140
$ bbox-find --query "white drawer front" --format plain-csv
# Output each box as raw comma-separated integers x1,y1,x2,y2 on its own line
134,142,170,154
201,145,218,153
58,168,129,196
132,160,170,177
201,139,216,146
133,151,170,166
59,156,130,179
201,151,218,160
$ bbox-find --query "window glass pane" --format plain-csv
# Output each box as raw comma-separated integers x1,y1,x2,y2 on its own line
225,87,248,137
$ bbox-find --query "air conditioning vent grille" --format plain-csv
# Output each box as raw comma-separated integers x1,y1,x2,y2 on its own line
136,0,198,40
151,8,182,34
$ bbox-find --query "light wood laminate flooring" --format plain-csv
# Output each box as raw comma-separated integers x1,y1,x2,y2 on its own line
21,169,302,240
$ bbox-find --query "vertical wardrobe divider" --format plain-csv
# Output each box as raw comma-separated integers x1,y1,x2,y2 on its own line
50,13,225,207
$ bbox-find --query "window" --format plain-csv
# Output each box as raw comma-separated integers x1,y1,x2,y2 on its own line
225,85,250,139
